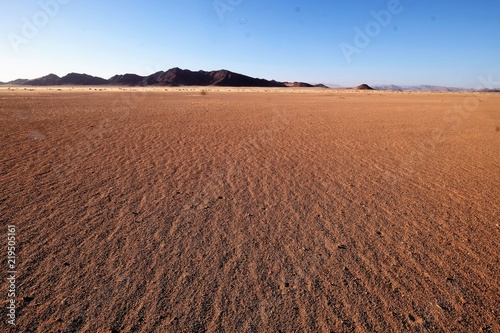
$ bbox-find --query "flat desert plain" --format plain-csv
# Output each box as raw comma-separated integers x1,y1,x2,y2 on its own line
0,87,499,332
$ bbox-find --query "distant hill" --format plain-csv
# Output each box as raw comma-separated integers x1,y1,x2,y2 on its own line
355,84,374,90
59,73,108,85
374,84,403,91
8,68,323,88
108,74,145,86
23,74,61,86
212,70,285,87
374,84,473,92
6,79,29,85
479,88,500,93
147,68,210,86
142,68,286,87
19,73,108,86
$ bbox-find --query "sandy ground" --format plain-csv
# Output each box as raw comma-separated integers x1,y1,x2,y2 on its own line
0,87,499,332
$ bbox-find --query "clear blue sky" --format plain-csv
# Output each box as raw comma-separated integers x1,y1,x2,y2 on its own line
1,0,499,88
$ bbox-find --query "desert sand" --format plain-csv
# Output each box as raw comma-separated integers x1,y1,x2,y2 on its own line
1,87,499,332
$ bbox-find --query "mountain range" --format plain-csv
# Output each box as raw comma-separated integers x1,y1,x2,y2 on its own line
2,68,326,89
2,68,498,91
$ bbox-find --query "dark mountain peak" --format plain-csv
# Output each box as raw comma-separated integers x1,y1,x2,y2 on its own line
210,69,235,83
209,70,285,87
355,84,374,90
165,67,190,76
140,71,164,85
7,78,29,85
140,67,285,87
109,73,145,86
156,67,209,86
59,73,108,85
24,74,61,86
211,69,231,75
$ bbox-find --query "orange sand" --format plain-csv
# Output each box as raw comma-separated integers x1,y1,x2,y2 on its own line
1,88,499,332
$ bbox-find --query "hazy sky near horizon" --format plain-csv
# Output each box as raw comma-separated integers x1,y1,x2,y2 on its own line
1,0,499,88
